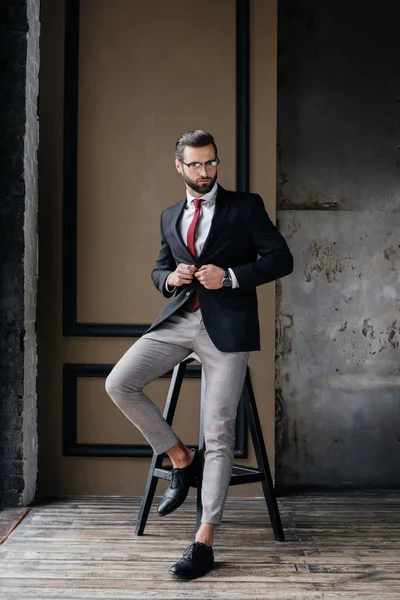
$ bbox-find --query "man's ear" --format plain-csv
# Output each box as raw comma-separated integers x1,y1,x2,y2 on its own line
175,159,182,174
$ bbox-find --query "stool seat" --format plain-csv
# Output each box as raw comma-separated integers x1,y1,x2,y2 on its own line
135,356,285,541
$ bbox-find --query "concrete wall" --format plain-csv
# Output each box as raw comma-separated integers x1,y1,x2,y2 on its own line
276,0,400,489
0,0,40,507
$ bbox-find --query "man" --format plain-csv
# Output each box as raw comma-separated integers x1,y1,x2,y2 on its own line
105,130,293,579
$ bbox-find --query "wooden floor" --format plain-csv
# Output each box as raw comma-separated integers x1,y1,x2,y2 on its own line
1,493,400,599
0,507,29,544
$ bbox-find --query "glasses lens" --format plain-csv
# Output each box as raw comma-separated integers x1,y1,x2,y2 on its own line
184,159,219,170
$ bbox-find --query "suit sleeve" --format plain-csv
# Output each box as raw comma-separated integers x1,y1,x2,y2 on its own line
232,195,293,288
151,212,176,298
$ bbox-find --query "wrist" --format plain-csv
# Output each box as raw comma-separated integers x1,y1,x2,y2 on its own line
165,273,176,291
168,272,176,285
221,268,233,288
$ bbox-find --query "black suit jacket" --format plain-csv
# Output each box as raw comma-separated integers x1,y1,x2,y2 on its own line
148,185,293,352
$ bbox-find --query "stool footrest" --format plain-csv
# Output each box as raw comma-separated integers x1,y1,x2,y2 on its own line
154,466,201,488
232,464,261,475
154,464,265,487
154,466,172,480
229,473,265,485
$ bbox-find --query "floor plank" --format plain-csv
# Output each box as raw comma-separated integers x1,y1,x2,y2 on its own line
0,493,400,599
0,507,30,544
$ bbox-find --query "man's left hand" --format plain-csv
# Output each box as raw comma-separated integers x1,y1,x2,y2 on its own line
194,265,224,289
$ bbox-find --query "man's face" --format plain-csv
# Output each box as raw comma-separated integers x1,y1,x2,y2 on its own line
175,144,218,196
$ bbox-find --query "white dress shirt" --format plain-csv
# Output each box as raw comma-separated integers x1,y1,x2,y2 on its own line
165,183,239,291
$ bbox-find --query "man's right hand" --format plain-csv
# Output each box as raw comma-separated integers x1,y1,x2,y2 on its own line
167,264,197,287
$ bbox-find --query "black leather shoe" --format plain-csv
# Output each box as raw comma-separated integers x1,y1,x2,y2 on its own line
157,451,198,516
169,542,214,579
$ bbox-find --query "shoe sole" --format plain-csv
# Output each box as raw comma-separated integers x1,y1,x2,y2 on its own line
168,569,211,580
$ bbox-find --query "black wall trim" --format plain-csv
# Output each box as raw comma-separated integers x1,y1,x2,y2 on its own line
63,0,80,336
236,0,250,193
63,0,251,336
63,364,248,458
62,0,150,337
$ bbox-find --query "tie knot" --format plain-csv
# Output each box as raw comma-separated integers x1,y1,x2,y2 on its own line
193,198,203,210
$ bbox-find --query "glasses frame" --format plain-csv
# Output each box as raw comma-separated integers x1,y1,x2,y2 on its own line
180,157,220,170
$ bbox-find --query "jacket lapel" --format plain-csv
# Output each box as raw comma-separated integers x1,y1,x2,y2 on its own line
169,197,193,260
200,185,229,259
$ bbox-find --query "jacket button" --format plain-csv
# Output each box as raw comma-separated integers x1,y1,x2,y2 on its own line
186,291,191,296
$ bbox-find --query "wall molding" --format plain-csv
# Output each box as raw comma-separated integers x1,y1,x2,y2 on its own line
63,0,250,336
63,363,248,459
236,0,250,193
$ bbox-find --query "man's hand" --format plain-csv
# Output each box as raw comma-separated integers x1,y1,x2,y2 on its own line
167,264,197,287
194,265,224,290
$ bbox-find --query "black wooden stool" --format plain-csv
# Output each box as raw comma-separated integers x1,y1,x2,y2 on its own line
135,354,285,541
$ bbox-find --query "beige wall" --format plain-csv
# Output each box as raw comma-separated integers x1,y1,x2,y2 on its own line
38,0,277,498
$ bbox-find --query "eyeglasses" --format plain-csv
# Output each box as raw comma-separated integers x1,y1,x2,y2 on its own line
180,158,220,171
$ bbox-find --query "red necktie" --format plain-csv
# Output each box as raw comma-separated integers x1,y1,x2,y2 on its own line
186,198,203,310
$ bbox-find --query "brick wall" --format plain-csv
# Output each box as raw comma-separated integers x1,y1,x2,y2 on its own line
0,0,40,507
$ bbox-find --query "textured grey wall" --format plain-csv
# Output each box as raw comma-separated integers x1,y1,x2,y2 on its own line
0,0,39,507
23,0,40,505
276,0,400,489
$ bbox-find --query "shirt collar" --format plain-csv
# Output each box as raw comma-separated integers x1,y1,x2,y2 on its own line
186,182,218,205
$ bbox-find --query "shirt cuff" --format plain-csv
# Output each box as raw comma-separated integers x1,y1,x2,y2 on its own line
165,278,177,293
228,268,239,289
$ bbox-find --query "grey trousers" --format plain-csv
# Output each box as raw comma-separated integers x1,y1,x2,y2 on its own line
105,309,249,525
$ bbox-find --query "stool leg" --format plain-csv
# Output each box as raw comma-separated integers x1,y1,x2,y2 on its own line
135,361,187,536
244,369,285,542
196,369,206,529
135,452,163,536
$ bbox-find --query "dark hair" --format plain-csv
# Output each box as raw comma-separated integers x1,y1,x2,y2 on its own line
175,130,218,162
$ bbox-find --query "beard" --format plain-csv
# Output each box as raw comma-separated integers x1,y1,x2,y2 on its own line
182,172,217,195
